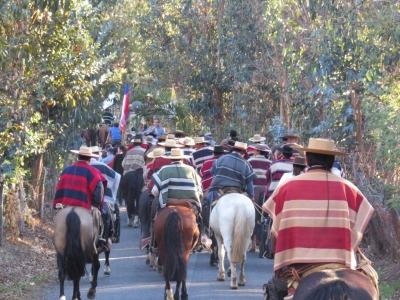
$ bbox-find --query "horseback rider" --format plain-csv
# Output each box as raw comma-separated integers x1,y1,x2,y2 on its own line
264,144,296,198
192,136,213,173
52,146,109,251
262,138,375,300
209,141,257,201
90,146,121,244
150,148,211,250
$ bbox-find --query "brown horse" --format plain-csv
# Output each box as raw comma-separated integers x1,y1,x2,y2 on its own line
53,207,100,300
154,201,199,300
98,124,109,149
81,128,97,147
292,268,379,300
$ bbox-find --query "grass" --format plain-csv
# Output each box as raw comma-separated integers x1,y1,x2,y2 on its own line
380,279,400,300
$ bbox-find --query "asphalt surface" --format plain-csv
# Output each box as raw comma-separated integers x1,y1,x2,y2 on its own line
43,206,274,300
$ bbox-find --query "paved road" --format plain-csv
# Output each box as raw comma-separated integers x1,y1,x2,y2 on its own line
44,206,273,300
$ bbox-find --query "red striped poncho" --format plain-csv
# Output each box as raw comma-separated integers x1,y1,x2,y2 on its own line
262,169,373,273
53,161,107,210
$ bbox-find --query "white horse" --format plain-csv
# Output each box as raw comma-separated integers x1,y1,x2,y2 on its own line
210,193,255,289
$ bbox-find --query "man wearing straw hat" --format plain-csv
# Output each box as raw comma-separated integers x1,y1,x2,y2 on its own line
247,134,270,158
209,141,257,200
262,138,375,300
248,144,272,203
122,138,146,175
53,146,109,251
192,136,213,173
151,148,210,250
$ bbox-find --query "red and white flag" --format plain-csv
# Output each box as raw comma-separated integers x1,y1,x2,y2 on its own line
119,84,129,132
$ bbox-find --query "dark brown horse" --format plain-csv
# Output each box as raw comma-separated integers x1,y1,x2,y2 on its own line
98,124,110,149
154,201,199,300
292,268,379,300
53,207,100,300
81,128,97,147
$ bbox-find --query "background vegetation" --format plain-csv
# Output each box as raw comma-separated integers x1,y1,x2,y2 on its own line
0,0,399,259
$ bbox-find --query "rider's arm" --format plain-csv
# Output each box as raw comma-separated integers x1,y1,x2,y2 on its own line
246,181,254,198
151,184,159,197
92,181,104,209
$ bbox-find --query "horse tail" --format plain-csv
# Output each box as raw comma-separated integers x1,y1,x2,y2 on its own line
231,199,250,264
65,208,86,280
163,210,186,282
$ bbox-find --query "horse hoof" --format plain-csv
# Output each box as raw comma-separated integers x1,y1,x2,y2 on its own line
87,288,96,299
238,281,246,286
59,296,66,300
217,275,225,281
249,248,255,253
230,285,238,290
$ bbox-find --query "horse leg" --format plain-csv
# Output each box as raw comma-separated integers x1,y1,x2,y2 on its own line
216,235,225,281
238,254,246,286
57,253,67,300
181,280,188,300
87,253,100,300
72,278,81,300
229,261,238,289
174,281,181,300
164,281,174,300
249,232,256,252
104,250,111,275
209,231,219,267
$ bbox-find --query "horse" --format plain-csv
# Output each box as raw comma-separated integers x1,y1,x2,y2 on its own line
292,268,379,300
154,201,199,300
53,207,100,300
119,170,144,227
98,124,110,149
138,188,155,264
210,193,255,289
81,128,97,147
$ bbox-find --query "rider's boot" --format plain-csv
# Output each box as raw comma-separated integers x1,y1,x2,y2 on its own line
133,215,139,228
263,277,288,300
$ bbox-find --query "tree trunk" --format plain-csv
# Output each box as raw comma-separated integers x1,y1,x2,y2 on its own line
32,153,43,211
0,177,4,247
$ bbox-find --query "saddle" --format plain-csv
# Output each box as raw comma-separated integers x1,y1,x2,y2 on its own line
211,187,250,208
166,199,200,218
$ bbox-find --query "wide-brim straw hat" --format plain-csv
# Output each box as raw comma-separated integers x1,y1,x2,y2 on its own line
194,136,210,144
167,134,176,139
147,148,165,158
161,148,190,159
293,156,307,166
282,133,301,139
233,141,247,151
291,138,349,156
158,135,167,141
71,146,99,158
157,139,184,148
90,146,102,153
172,130,186,137
178,137,195,146
249,134,266,142
255,144,271,152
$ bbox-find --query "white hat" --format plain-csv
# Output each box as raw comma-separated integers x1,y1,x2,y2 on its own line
147,148,165,158
70,146,99,158
249,134,266,142
161,148,190,159
178,137,195,146
90,146,102,153
157,139,184,148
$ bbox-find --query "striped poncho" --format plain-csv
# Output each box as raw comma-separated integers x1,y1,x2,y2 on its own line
262,169,374,272
209,152,256,192
90,159,121,205
151,161,203,208
53,161,107,210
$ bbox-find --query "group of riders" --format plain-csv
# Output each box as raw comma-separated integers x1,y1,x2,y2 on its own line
53,116,378,300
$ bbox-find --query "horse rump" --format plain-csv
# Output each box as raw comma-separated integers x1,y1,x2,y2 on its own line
65,209,86,280
163,211,186,282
